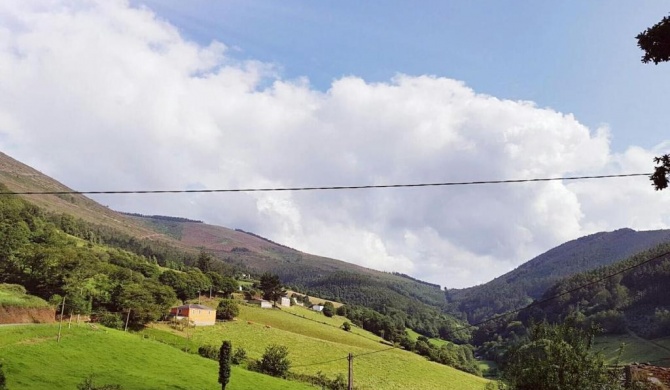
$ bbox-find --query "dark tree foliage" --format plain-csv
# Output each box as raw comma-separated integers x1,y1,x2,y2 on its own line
637,14,670,64
219,341,232,390
0,360,6,390
216,299,240,320
198,344,219,360
501,322,621,390
322,301,335,317
637,15,670,190
534,241,670,339
258,344,291,378
651,154,670,190
259,272,283,303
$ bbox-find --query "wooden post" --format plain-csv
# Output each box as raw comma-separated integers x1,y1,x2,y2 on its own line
68,311,73,329
57,296,66,343
124,309,131,332
348,352,353,390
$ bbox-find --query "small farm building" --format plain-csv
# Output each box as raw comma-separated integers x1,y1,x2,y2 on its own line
280,297,291,307
311,305,324,312
169,304,216,326
249,299,273,309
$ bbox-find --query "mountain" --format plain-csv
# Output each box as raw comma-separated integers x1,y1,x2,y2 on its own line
0,151,461,339
447,228,670,323
535,240,670,339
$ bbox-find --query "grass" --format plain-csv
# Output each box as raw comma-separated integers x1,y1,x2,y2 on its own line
144,304,490,390
594,334,670,367
405,328,449,348
0,284,51,308
0,324,314,390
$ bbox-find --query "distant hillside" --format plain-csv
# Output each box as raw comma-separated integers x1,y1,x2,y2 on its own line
0,151,465,341
0,151,180,244
535,241,670,339
131,215,462,339
447,228,670,323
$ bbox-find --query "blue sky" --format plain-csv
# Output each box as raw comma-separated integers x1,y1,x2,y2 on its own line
134,0,670,152
3,1,670,288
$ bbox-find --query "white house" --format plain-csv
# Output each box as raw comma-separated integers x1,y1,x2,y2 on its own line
311,304,324,312
280,297,291,307
250,299,273,309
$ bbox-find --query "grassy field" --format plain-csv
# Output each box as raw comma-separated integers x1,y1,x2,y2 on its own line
0,324,314,390
0,284,50,308
145,304,490,390
406,328,448,347
595,334,670,367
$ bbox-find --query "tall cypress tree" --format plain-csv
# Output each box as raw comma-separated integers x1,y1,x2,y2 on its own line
218,341,232,390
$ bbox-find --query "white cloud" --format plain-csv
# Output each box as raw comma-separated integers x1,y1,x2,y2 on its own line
1,0,669,288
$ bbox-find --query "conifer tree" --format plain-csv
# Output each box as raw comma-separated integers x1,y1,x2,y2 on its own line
218,341,232,390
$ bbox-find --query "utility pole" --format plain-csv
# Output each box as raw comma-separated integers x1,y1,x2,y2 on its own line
124,309,131,332
57,295,66,343
348,352,353,390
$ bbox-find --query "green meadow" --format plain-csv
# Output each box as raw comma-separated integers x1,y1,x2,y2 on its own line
595,334,670,367
0,324,313,390
147,304,490,390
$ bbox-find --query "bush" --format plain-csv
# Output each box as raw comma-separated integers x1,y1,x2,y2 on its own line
342,322,351,332
97,312,123,330
198,344,219,360
322,302,334,318
232,347,247,365
0,360,6,390
258,344,291,378
217,299,240,320
77,375,122,390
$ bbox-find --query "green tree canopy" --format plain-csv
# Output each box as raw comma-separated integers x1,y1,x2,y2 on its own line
258,344,291,378
216,299,240,320
501,322,621,390
259,272,283,303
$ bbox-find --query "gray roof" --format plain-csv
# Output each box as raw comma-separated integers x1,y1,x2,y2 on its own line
174,304,214,310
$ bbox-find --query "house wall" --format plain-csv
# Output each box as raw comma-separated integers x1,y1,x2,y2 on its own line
188,308,216,326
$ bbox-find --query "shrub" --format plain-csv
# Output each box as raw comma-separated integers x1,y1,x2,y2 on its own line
198,344,219,360
217,299,240,320
77,375,122,390
342,322,351,332
0,360,6,390
97,312,123,330
258,344,291,378
232,347,247,365
322,302,335,318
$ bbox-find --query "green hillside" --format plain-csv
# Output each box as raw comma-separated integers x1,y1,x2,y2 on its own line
0,284,50,308
448,228,670,323
142,304,490,390
0,324,313,390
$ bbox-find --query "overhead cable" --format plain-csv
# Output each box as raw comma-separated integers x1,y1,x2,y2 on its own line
0,173,652,195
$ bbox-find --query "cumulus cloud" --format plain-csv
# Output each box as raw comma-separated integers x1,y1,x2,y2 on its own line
1,0,669,288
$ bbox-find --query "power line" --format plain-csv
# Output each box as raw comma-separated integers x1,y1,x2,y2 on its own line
0,173,651,195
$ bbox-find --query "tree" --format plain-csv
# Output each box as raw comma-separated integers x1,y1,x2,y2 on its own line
637,15,670,190
322,301,335,317
216,299,240,320
0,360,6,390
651,155,670,190
637,14,670,64
501,322,621,390
342,321,352,331
219,341,232,390
258,344,291,378
259,273,283,303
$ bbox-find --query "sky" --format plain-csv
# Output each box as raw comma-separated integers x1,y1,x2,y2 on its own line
1,0,670,289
